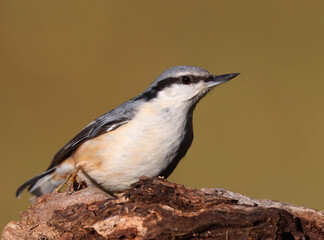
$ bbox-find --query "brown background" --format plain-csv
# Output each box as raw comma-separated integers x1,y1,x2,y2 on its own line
1,1,323,231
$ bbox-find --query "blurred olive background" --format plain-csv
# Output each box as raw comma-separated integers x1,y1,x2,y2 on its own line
1,0,324,231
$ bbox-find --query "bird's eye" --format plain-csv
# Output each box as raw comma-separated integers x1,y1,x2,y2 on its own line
181,76,191,84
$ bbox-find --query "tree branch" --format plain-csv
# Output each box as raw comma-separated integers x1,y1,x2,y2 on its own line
2,177,323,239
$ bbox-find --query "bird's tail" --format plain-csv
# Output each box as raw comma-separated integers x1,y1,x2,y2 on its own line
16,167,65,198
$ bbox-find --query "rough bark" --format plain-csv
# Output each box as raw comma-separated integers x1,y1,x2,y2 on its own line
2,177,323,240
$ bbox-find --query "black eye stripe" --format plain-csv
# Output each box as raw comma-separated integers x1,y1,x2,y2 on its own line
137,75,210,101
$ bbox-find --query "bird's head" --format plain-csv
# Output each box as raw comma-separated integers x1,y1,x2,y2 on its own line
141,66,239,107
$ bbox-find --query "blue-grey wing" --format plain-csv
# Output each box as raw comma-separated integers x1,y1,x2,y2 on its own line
46,103,136,170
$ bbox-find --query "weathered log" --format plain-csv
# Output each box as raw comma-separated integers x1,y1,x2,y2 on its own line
2,177,323,239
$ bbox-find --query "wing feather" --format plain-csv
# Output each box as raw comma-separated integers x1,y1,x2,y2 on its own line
46,102,137,170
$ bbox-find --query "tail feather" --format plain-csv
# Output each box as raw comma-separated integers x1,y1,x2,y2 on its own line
16,168,56,198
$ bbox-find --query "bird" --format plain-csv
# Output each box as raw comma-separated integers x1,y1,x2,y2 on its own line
16,66,239,198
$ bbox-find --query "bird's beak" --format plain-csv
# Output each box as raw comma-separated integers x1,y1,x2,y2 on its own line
205,73,240,88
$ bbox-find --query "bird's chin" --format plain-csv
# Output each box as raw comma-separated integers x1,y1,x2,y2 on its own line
191,88,211,103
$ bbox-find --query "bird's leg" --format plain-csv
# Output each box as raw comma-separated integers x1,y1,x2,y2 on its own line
54,165,116,197
68,165,87,193
79,166,116,198
54,166,82,193
54,173,73,193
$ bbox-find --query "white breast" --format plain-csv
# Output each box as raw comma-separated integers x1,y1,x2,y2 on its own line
74,99,191,191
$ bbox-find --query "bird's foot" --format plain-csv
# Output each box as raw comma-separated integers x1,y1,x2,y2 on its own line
53,166,84,194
